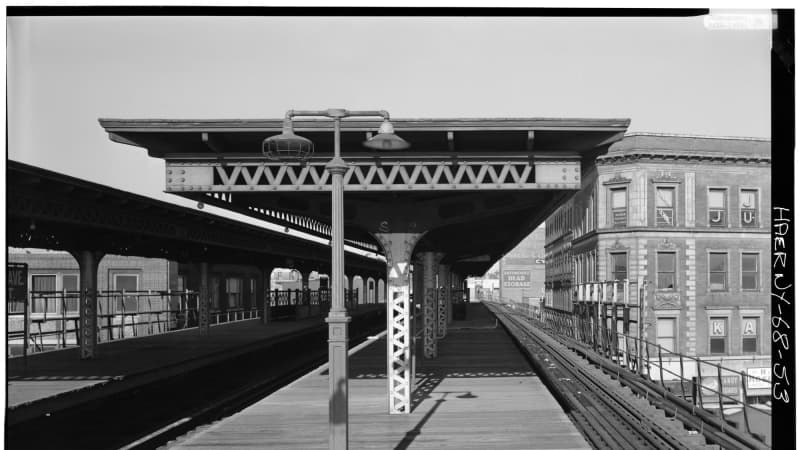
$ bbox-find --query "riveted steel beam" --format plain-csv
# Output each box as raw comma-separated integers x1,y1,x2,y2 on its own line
164,156,581,193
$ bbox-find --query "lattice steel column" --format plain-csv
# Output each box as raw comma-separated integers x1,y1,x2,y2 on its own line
421,252,443,359
437,264,450,339
199,262,210,334
374,232,422,414
447,271,455,324
73,250,103,360
260,267,273,324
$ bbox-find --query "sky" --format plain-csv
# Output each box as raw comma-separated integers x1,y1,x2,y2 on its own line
6,13,772,236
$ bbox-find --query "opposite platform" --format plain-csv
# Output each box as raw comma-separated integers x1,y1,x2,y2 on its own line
169,303,590,450
6,306,382,422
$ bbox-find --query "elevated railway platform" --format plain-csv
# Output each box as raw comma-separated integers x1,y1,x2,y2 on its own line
6,305,384,427
167,303,590,450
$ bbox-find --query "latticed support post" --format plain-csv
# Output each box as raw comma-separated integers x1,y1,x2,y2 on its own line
71,250,104,360
374,232,423,415
199,262,210,334
421,252,444,359
437,264,450,339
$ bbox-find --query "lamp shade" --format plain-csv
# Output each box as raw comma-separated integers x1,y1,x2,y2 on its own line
262,130,315,161
363,119,410,150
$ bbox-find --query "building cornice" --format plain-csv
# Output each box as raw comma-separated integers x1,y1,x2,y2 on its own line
597,151,771,166
561,227,769,248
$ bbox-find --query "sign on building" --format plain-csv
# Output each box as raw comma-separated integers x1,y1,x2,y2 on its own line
746,367,771,389
503,270,531,288
701,375,740,403
7,263,28,305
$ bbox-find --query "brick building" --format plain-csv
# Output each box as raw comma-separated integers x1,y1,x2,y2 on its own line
544,133,771,403
468,225,545,306
498,224,546,306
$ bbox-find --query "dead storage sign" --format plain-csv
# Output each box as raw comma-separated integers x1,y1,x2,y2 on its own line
503,270,531,288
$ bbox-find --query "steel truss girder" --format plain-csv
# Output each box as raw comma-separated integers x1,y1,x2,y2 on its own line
165,157,581,192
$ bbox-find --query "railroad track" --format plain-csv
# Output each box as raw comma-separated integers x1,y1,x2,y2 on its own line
488,303,755,450
5,312,385,450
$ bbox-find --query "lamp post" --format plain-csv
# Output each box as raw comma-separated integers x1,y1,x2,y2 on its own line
263,109,408,450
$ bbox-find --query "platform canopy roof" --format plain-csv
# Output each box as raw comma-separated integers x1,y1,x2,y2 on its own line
7,160,386,277
100,117,630,275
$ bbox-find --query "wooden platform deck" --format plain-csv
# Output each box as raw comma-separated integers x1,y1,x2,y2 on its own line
6,306,382,417
170,303,590,450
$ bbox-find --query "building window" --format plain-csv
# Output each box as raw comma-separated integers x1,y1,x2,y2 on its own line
709,317,728,354
740,189,758,227
655,186,675,226
226,278,242,308
32,274,57,292
741,253,759,290
611,187,627,227
708,188,727,227
709,252,728,291
656,252,676,290
657,317,677,352
62,274,78,292
210,277,220,309
114,274,138,291
176,275,186,291
742,317,758,353
113,274,139,313
611,252,627,282
62,274,80,314
31,275,57,313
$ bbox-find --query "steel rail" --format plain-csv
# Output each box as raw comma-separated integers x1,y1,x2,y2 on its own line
489,303,714,450
532,307,770,450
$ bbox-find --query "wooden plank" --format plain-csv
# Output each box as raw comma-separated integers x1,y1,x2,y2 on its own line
170,303,590,450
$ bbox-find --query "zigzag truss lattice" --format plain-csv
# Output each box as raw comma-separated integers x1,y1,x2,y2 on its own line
165,157,580,192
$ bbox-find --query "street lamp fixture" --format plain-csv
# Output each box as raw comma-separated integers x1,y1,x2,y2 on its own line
363,119,411,150
262,118,315,161
262,108,408,450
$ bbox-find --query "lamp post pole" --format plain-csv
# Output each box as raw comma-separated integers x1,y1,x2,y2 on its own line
263,109,408,450
325,110,350,450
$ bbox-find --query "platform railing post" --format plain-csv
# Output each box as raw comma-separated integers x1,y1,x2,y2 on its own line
120,289,126,339
594,283,601,352
740,370,752,434
61,289,68,349
637,277,644,376
679,353,686,400
697,358,705,409
717,364,726,427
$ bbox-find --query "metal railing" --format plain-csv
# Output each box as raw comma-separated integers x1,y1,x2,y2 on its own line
7,288,350,357
267,288,359,320
536,279,771,442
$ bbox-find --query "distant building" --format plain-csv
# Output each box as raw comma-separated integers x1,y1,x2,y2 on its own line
470,225,545,306
499,224,546,305
544,133,771,404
